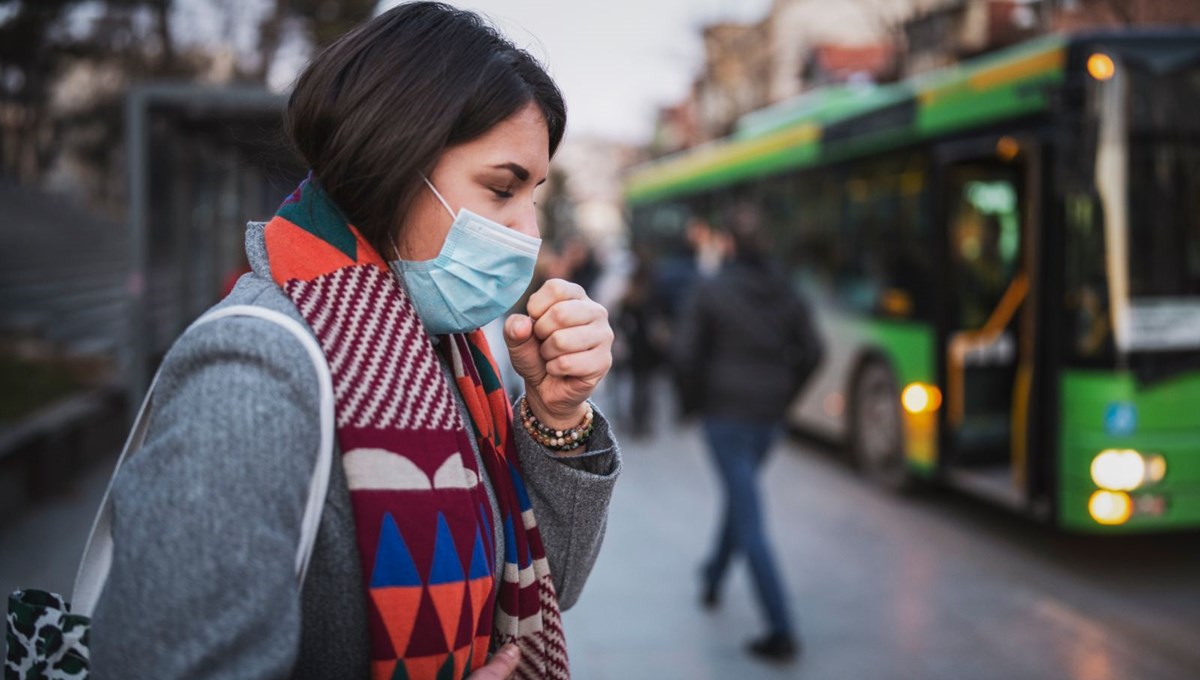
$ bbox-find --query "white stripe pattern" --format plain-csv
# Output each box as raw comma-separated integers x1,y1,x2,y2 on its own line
287,265,457,431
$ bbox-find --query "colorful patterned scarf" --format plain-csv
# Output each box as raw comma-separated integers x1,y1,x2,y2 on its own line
263,178,567,680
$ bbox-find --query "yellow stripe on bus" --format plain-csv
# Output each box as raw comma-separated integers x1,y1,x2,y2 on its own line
918,47,1065,106
627,123,821,194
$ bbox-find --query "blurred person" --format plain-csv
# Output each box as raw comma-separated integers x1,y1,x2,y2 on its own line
88,4,620,679
954,212,1009,329
558,234,601,295
644,219,707,422
673,205,823,664
686,216,729,279
615,253,666,438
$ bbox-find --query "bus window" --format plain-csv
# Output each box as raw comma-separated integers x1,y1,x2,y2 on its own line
948,165,1023,330
835,155,934,320
1127,60,1200,299
1064,192,1114,362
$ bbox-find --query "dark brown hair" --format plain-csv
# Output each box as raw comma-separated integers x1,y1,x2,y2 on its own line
285,2,567,256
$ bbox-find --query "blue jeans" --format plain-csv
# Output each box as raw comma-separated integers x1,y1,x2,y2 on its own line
702,417,794,636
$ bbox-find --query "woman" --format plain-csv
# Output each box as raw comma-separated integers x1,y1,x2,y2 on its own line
673,207,822,664
89,4,620,679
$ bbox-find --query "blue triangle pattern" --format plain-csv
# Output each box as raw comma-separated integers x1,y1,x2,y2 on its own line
469,527,490,580
371,512,422,588
478,502,494,568
429,512,466,585
507,460,533,512
502,513,519,566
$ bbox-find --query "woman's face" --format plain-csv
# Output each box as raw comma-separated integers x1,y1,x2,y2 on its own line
394,102,550,260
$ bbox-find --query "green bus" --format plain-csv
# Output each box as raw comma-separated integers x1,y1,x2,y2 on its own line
625,30,1200,532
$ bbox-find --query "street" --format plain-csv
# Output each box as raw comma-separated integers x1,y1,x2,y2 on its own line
567,384,1200,679
3,392,1199,679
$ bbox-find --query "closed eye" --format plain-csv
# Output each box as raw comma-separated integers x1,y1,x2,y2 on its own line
490,188,514,199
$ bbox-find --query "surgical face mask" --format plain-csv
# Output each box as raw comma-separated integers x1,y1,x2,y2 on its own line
388,176,541,335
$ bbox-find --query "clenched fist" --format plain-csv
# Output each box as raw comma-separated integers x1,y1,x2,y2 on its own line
504,279,613,442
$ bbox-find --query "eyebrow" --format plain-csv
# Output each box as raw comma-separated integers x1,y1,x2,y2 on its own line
492,162,546,186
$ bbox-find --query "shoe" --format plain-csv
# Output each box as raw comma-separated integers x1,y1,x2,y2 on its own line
746,632,799,663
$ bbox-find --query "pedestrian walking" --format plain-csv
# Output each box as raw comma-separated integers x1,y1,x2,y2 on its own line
83,4,620,679
673,205,822,664
615,254,667,438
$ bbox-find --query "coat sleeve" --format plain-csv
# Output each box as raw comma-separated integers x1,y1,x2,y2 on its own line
89,312,322,680
512,404,621,610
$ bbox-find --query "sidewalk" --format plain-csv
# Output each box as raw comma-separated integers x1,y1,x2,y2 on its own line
564,412,803,679
568,378,1200,679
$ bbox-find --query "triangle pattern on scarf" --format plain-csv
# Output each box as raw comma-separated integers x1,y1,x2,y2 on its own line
452,645,472,680
405,586,450,658
371,659,398,680
373,587,424,657
468,527,490,580
454,583,475,650
401,653,452,680
372,513,423,588
429,513,466,585
429,582,466,654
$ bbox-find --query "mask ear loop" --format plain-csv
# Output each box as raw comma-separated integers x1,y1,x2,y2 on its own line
392,175,458,260
422,175,457,219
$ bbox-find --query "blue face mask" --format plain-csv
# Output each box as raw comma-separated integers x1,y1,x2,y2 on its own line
388,177,541,335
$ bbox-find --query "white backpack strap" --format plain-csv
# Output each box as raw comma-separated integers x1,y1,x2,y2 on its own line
72,304,335,617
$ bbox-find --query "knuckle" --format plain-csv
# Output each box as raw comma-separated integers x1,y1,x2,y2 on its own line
550,304,570,327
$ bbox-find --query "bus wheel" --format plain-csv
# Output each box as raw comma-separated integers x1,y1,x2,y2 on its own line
851,361,913,491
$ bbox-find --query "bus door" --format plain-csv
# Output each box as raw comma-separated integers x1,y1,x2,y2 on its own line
940,146,1036,502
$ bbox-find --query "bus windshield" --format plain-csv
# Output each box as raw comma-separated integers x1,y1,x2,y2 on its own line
1103,49,1200,353
1127,58,1200,299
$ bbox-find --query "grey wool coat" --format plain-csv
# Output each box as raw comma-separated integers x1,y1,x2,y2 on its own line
88,222,622,679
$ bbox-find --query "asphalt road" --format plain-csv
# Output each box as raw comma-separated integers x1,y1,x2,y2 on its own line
565,398,1200,679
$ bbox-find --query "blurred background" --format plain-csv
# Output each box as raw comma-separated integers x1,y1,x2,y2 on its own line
3,0,1200,678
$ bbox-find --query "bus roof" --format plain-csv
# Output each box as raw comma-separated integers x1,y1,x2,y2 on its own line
625,34,1069,205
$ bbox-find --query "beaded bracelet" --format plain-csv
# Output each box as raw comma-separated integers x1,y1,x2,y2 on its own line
518,397,596,452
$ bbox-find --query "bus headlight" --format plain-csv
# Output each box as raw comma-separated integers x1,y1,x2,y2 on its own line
1090,449,1146,491
902,383,942,414
1090,450,1167,491
1089,490,1133,525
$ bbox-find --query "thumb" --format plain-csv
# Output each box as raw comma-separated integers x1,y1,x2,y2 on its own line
467,644,521,680
504,314,545,383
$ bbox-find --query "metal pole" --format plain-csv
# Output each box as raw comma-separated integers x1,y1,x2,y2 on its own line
125,89,149,415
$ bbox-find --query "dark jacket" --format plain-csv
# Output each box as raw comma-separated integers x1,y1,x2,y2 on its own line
672,260,823,423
